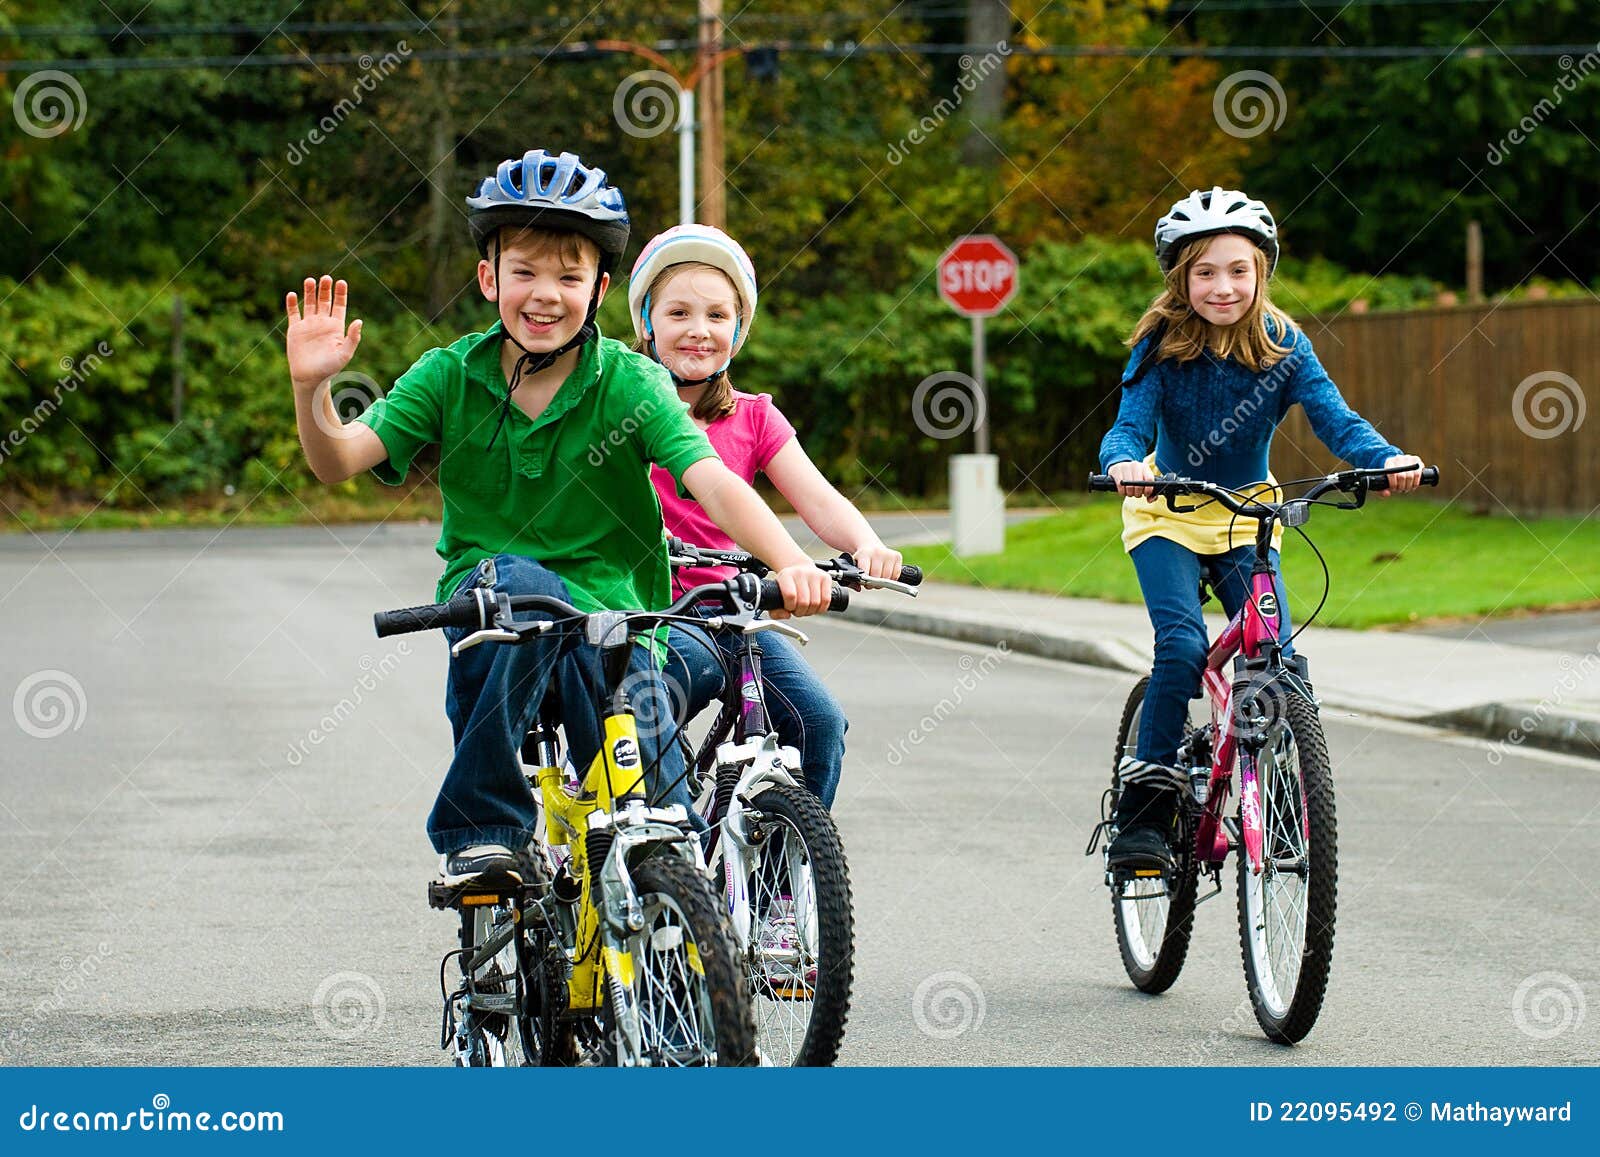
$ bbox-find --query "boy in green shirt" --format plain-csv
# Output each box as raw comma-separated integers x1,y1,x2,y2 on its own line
283,149,831,886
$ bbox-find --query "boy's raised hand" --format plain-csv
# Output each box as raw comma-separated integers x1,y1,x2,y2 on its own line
285,276,363,390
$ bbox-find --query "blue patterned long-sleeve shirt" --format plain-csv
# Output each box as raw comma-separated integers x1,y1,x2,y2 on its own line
1098,320,1400,491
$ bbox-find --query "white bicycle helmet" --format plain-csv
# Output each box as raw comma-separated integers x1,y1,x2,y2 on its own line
627,224,759,357
1154,187,1279,274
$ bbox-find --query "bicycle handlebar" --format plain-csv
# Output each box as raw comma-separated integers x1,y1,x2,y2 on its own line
667,537,923,591
1086,465,1439,517
374,574,847,641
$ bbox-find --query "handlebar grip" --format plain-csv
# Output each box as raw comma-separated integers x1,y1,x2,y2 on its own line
898,564,924,587
1087,473,1121,492
1421,466,1440,486
756,580,850,614
373,594,482,638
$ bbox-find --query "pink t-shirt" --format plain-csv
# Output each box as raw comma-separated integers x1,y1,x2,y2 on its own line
651,389,797,595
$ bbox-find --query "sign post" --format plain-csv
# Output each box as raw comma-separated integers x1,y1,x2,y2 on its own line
937,235,1017,556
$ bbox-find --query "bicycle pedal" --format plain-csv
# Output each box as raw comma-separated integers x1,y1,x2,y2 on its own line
427,879,515,910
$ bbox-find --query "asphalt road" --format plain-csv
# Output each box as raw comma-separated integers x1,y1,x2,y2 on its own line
1,525,1596,1066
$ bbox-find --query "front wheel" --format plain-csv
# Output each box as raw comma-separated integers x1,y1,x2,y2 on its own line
743,783,855,1066
1236,693,1337,1044
605,854,757,1066
1109,676,1199,994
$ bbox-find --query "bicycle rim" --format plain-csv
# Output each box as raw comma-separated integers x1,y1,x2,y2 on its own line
611,856,750,1066
1242,726,1309,1018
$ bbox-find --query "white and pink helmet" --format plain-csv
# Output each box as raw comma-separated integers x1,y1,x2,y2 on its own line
627,223,759,358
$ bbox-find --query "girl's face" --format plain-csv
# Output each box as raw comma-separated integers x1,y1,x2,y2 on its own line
1186,234,1258,326
647,265,741,381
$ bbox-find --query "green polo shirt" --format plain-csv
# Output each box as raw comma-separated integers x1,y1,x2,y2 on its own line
357,323,716,611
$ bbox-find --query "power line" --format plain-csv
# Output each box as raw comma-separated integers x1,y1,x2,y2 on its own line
4,36,1590,75
0,9,951,41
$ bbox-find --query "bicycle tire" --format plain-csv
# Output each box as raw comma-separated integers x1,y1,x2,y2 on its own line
743,783,854,1066
1236,692,1337,1044
604,854,758,1066
1109,676,1200,995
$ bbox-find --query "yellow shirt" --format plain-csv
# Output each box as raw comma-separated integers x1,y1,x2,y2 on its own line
1120,455,1285,555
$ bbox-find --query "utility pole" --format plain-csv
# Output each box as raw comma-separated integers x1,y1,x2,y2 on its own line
597,30,743,226
697,0,726,229
961,0,1011,166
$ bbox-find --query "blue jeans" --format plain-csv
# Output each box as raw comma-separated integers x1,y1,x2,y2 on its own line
1128,537,1295,769
431,554,698,855
658,611,848,808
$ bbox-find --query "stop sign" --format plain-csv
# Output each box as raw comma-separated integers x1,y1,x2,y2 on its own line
938,235,1018,317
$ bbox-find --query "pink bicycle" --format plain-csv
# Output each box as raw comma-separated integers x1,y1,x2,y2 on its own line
1085,464,1439,1043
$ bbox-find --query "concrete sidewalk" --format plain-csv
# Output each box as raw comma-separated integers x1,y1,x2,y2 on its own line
844,580,1600,761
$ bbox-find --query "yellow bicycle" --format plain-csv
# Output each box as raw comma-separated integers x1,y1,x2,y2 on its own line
374,580,813,1065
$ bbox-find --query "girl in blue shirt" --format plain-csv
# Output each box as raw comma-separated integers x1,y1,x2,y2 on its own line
1098,187,1422,869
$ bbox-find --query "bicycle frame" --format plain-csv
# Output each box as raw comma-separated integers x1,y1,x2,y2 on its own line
1193,563,1282,877
524,704,704,1014
686,625,808,953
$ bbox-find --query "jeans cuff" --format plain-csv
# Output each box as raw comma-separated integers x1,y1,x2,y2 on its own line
428,824,533,856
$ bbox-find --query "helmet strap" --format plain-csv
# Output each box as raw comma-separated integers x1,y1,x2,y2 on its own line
485,248,604,451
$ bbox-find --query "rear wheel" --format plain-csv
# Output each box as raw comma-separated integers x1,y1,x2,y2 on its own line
743,783,854,1066
453,903,517,1066
1109,677,1200,994
1237,693,1337,1043
605,854,757,1066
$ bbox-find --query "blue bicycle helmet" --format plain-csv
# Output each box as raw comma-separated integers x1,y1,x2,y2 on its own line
465,149,630,268
466,150,631,451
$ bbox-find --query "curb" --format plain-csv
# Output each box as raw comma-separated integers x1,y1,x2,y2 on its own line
847,603,1600,764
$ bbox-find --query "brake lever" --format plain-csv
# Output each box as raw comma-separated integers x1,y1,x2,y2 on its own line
450,627,521,657
745,619,809,646
859,575,920,597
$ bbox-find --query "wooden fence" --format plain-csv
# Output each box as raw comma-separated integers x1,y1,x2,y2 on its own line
1275,298,1599,515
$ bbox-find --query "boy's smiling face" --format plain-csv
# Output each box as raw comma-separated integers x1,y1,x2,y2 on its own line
478,230,608,352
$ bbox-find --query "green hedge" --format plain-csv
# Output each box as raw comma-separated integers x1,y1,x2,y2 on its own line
1,239,1455,508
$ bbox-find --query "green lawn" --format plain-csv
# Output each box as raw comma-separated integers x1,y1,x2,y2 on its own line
912,498,1600,628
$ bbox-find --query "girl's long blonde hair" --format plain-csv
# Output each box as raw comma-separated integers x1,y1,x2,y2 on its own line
1128,237,1295,371
631,261,739,423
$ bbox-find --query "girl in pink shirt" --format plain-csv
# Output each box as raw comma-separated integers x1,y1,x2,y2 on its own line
630,224,903,807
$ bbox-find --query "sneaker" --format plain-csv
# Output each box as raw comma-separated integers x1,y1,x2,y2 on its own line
755,898,815,1000
1106,777,1180,871
438,844,522,887
1106,823,1177,871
